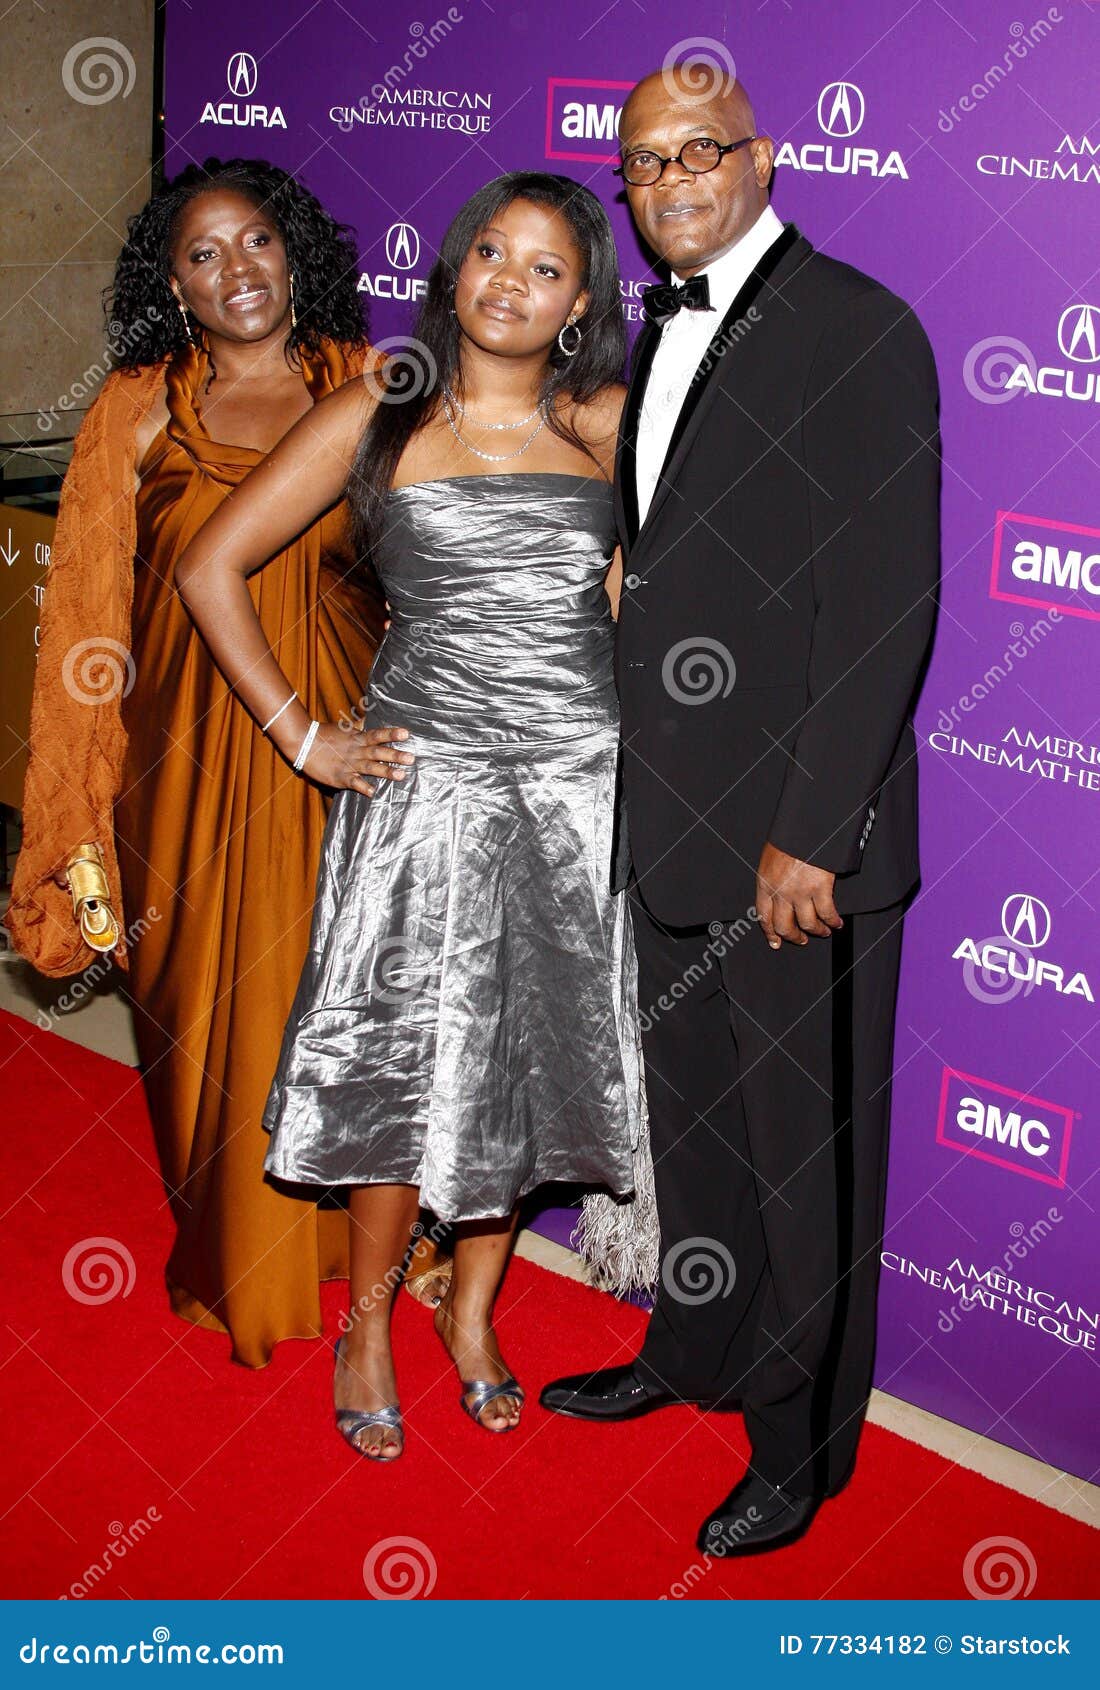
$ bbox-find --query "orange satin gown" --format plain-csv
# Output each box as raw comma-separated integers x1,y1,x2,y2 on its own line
112,340,384,1367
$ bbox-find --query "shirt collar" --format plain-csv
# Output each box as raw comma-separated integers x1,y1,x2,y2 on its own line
671,202,785,319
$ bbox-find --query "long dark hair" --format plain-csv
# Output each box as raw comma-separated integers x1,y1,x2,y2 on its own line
104,156,368,370
347,171,626,561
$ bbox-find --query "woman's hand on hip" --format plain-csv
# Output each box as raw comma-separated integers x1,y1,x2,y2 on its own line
299,723,414,797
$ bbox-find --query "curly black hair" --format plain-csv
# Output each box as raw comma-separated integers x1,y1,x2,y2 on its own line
103,156,368,370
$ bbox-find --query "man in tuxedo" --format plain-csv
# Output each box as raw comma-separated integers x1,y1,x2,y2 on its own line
541,65,940,1554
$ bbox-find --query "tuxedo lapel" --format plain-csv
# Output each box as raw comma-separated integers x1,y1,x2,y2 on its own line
633,222,807,555
614,317,661,554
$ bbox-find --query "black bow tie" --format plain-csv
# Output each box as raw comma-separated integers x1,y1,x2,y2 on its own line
641,274,712,326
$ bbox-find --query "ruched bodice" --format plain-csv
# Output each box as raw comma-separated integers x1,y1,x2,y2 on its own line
365,473,618,745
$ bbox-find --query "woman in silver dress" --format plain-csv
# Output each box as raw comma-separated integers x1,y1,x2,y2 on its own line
175,171,644,1460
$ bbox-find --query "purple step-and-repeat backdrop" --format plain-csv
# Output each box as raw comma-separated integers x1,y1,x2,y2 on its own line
163,1,1099,1481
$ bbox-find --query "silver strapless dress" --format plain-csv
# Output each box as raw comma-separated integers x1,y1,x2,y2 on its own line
261,473,643,1225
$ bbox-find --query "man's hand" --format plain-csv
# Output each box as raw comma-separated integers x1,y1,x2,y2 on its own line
755,842,843,949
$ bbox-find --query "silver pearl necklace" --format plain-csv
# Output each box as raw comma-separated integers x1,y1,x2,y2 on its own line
441,390,548,462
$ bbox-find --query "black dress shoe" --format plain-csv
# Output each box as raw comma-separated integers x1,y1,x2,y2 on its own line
697,1473,820,1557
540,1362,719,1421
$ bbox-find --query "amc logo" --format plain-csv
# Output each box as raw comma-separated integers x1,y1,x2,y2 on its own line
545,78,633,164
936,1066,1075,1188
991,510,1100,624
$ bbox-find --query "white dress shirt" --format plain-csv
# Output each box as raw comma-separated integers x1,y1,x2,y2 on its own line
634,202,786,526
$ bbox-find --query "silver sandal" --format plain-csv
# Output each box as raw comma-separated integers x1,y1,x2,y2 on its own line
460,1376,525,1433
333,1336,403,1461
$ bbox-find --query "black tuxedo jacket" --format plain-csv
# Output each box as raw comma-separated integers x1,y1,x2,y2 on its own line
611,222,941,923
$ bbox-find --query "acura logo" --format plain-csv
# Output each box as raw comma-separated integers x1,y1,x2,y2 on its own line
817,81,865,139
227,52,258,98
385,222,420,271
1001,893,1052,950
1057,303,1100,364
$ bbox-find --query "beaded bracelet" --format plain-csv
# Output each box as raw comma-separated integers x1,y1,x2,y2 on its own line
292,718,320,773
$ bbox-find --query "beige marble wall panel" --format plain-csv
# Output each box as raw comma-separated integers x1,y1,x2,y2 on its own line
1,2,155,425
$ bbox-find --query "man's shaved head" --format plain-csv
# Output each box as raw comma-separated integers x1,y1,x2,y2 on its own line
620,64,757,146
617,63,774,276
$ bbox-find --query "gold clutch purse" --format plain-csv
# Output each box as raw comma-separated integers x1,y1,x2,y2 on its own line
65,843,121,954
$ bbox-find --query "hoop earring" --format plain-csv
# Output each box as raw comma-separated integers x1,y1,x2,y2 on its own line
558,318,582,357
289,272,297,329
176,299,195,345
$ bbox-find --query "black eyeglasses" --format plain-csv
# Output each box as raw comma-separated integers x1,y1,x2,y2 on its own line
613,135,755,188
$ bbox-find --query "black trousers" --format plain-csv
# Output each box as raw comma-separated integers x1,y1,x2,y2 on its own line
629,882,905,1498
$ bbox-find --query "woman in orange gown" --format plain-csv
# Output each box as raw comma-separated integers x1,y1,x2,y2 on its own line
7,157,449,1365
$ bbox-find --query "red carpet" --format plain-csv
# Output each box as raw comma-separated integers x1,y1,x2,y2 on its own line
1,1005,1095,1600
